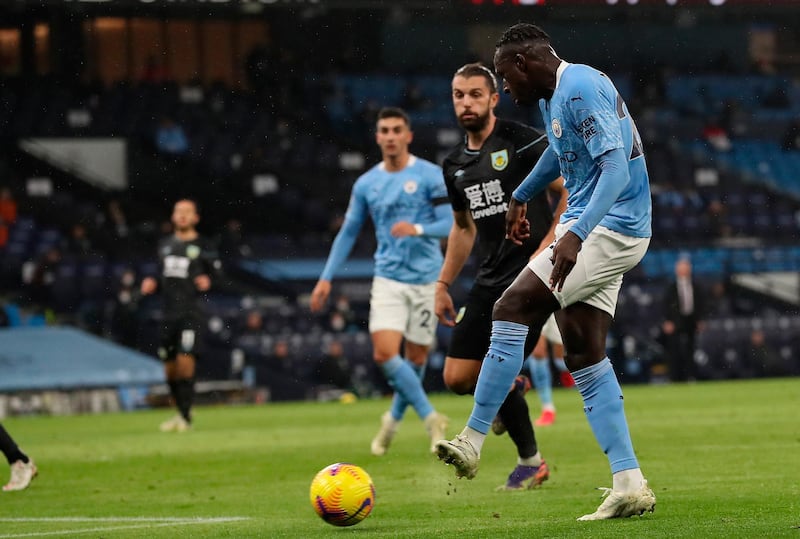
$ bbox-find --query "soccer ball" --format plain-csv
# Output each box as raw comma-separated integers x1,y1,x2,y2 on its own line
309,462,375,527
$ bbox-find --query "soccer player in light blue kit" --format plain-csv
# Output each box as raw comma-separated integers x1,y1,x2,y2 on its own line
436,24,657,520
311,107,452,456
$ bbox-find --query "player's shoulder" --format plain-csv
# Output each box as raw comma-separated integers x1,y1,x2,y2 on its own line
412,155,443,174
562,63,605,91
353,163,383,188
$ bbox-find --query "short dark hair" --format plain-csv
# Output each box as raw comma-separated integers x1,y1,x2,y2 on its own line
495,23,551,49
377,107,411,127
454,62,498,94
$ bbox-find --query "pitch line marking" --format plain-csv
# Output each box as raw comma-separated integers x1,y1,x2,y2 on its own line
0,517,251,538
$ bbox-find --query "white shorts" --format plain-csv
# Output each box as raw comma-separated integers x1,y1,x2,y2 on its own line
541,314,563,345
369,276,437,346
527,221,650,317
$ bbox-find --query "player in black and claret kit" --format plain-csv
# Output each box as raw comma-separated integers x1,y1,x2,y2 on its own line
434,63,567,490
141,199,218,432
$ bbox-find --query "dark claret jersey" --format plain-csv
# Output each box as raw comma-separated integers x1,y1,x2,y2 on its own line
156,235,217,320
443,118,553,290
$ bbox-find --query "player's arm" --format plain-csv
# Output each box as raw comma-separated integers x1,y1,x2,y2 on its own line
310,189,368,313
391,201,454,238
194,241,220,292
506,147,561,245
435,209,476,327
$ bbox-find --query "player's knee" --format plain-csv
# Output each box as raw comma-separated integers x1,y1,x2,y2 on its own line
443,374,474,395
492,288,526,321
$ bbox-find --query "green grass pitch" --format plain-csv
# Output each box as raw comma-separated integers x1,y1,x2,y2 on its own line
0,378,798,538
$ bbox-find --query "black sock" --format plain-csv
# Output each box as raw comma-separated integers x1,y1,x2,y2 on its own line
0,424,28,465
168,380,180,411
175,378,195,423
498,388,538,459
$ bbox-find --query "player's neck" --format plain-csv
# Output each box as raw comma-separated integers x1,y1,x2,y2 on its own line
174,229,198,242
465,115,497,151
383,152,410,172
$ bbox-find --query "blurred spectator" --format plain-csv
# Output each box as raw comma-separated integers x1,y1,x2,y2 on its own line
62,223,95,257
705,198,732,239
781,118,800,151
98,199,131,257
661,257,707,382
0,186,17,249
108,268,140,348
217,218,252,260
314,340,354,392
240,310,264,336
155,117,189,156
745,329,786,378
23,247,62,308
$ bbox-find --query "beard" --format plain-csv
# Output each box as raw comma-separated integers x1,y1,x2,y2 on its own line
458,111,490,132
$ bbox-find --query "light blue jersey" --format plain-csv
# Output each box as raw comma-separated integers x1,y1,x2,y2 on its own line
545,63,651,238
320,155,451,285
516,62,651,240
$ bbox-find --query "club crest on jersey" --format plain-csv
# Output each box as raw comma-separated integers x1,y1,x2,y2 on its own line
403,180,418,194
186,245,200,259
490,149,509,171
551,118,562,138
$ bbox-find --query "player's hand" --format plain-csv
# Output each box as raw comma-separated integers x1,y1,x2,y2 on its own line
310,280,332,313
194,274,211,292
549,231,582,292
390,221,417,238
434,285,458,327
140,277,157,295
505,198,530,245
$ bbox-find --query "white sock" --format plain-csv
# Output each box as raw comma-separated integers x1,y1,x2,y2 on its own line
612,468,645,493
460,426,487,453
518,452,543,467
542,403,556,412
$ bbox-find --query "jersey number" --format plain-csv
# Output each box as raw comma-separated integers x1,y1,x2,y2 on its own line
616,94,644,160
419,309,431,329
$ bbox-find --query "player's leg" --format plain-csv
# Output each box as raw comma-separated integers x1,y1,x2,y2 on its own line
561,303,654,520
369,278,443,454
495,324,548,490
0,423,36,491
436,267,557,479
526,334,555,425
550,228,653,520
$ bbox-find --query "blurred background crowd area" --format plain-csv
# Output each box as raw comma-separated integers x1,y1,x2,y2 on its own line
1,0,800,401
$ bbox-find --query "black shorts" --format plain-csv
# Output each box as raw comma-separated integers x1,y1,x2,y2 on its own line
158,316,203,362
447,285,538,361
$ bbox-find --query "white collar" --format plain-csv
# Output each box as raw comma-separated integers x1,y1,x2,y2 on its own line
379,154,416,172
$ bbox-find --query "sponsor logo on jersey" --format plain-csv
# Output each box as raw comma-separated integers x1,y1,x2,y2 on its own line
490,149,509,171
403,180,418,194
551,118,562,138
186,245,200,259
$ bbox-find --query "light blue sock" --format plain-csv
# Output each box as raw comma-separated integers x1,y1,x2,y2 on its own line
389,360,426,421
573,357,639,473
380,355,433,420
553,358,568,372
467,321,529,434
528,355,553,407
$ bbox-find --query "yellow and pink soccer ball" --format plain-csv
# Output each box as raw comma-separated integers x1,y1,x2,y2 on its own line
309,463,375,527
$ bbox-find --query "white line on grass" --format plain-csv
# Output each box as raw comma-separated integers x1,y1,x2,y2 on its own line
0,517,251,538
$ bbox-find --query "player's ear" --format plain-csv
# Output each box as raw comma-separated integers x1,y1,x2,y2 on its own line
489,91,500,109
514,53,526,72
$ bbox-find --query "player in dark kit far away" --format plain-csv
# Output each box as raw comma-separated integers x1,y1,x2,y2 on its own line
436,24,656,521
434,63,567,490
0,423,37,491
141,199,218,432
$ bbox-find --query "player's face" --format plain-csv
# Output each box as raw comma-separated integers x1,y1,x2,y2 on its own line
494,47,552,105
375,117,412,159
452,75,498,132
172,200,199,232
